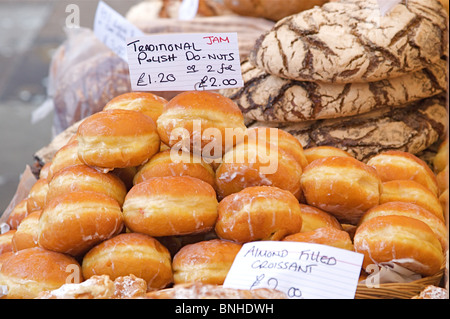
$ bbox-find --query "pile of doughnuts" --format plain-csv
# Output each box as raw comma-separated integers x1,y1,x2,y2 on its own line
0,90,448,299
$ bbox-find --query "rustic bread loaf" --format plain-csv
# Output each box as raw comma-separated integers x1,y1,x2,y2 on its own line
249,94,448,162
249,0,448,83
221,58,447,122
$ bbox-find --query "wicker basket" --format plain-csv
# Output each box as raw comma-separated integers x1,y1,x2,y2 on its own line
355,268,445,299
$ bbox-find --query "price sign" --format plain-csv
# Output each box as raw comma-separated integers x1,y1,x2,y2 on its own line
126,33,243,91
223,241,364,299
93,1,144,61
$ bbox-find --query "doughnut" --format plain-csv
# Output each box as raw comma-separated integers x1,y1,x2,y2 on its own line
303,146,352,165
146,282,288,299
0,230,16,255
379,180,444,220
38,191,124,256
433,137,448,173
82,233,173,290
38,161,52,180
300,156,382,225
103,91,168,124
6,198,29,230
172,239,242,285
359,201,448,253
26,178,49,212
367,151,439,197
46,164,127,206
113,274,148,299
412,285,449,299
11,210,42,251
247,127,308,169
354,215,444,277
156,91,246,157
0,247,82,299
436,165,448,194
133,150,215,188
215,132,303,200
215,186,303,243
282,227,354,251
298,204,342,232
47,140,83,180
0,252,13,270
123,176,218,237
77,109,160,170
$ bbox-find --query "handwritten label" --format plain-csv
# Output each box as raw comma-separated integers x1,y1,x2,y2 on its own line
223,241,364,299
93,1,144,61
126,33,243,91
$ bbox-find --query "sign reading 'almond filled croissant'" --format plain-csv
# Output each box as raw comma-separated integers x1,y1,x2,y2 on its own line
126,33,244,91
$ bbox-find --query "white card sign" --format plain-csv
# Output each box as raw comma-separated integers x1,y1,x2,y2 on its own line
93,1,144,61
126,33,243,91
223,241,364,299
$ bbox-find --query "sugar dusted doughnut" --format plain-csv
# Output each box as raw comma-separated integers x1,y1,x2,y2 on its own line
358,201,448,253
123,176,218,237
367,151,439,196
77,109,160,170
172,239,241,285
11,210,42,251
354,215,444,277
82,233,173,290
47,164,127,206
133,150,215,188
6,198,29,230
300,156,382,224
0,230,16,255
0,247,82,299
299,204,342,232
215,186,302,243
282,227,354,251
103,91,168,124
156,91,246,155
26,178,49,212
48,140,83,180
379,180,444,220
38,191,124,256
215,133,303,200
303,146,352,165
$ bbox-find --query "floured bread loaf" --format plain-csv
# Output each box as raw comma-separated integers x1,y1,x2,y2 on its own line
250,0,448,83
249,94,448,162
221,58,447,122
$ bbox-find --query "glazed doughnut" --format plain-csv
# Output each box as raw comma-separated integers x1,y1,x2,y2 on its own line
11,210,42,251
156,91,247,156
303,146,352,165
367,151,439,197
282,227,354,251
300,156,382,225
379,180,444,221
133,150,215,188
77,109,160,170
26,178,49,212
0,230,16,255
123,176,218,237
215,186,303,243
82,233,173,290
354,215,444,277
6,198,29,230
38,191,124,256
0,247,82,299
298,204,343,233
247,127,308,169
47,140,83,180
359,201,448,253
46,164,127,206
172,239,242,285
215,134,303,200
103,91,168,124
433,137,448,173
